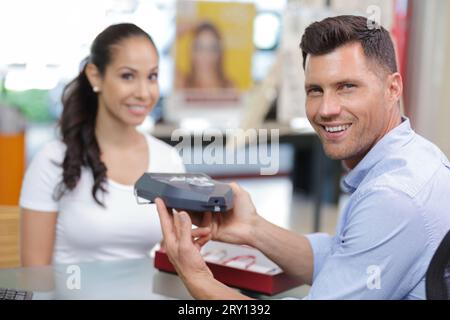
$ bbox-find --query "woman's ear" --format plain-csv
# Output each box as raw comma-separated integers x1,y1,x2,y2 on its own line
85,63,102,93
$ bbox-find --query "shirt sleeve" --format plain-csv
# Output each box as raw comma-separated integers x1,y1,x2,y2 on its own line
304,187,428,300
304,232,335,282
19,142,63,212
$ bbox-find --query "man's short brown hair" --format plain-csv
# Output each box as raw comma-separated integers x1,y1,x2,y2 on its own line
300,15,397,74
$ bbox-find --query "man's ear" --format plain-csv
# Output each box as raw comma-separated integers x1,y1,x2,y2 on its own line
85,63,102,92
387,72,403,107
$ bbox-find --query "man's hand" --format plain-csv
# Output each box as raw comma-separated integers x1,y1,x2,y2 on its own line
156,198,213,284
155,197,252,300
189,182,262,247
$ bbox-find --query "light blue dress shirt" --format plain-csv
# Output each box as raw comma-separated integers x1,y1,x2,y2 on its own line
305,118,450,299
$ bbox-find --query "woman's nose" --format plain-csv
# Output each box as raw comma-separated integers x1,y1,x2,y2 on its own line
136,81,152,101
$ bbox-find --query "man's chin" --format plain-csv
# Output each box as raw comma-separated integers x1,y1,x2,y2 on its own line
322,146,347,160
324,152,345,161
323,146,367,170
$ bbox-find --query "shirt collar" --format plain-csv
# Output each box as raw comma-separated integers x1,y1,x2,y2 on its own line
341,117,415,193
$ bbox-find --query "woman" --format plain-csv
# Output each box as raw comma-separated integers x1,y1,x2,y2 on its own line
177,22,235,90
19,23,202,266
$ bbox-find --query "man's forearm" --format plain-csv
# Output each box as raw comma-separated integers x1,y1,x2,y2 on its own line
247,217,314,285
184,275,254,300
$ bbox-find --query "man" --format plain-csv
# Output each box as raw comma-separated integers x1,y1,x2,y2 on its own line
156,15,450,299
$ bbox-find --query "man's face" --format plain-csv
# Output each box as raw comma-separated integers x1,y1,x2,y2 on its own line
304,42,399,168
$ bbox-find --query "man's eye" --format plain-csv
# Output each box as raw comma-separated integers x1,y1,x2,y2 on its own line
121,73,134,80
307,88,323,96
149,73,158,81
341,83,356,90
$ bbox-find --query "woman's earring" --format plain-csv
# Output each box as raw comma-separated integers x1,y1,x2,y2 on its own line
93,86,100,93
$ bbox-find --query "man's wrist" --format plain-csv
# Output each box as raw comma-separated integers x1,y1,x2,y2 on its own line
183,272,215,299
185,274,252,300
245,214,269,249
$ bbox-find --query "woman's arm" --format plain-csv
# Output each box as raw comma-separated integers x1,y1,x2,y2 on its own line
20,208,57,266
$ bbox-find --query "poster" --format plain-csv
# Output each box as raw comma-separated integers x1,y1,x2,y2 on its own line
164,1,256,127
174,1,255,98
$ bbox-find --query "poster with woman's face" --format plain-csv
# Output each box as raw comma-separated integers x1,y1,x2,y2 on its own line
174,1,255,94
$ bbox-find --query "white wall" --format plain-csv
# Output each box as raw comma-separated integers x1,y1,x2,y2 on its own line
406,0,450,157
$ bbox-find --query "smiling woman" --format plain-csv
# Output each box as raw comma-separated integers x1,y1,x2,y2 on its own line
19,23,185,266
85,35,160,129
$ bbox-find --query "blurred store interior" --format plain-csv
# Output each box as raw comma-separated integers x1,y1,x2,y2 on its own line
1,0,450,238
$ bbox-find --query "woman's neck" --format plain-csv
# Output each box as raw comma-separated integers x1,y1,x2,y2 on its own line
95,105,141,149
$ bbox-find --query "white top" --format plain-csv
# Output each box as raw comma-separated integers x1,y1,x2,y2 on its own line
20,133,185,265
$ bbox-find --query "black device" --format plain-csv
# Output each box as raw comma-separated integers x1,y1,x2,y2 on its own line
134,173,234,213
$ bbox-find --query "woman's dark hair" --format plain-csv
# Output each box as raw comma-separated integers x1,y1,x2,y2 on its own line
55,23,156,206
300,15,397,75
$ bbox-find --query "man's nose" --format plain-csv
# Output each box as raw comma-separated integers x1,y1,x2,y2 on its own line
318,92,341,118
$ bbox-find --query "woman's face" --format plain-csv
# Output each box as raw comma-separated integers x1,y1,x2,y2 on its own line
95,36,159,127
192,29,221,72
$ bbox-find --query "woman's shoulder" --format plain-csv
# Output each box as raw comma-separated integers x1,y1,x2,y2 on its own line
32,139,67,164
20,139,66,210
143,132,185,172
144,132,177,153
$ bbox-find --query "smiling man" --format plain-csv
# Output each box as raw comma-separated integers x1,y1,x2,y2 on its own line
302,17,402,169
156,15,450,299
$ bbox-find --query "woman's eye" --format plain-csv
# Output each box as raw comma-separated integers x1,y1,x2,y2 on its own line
121,73,134,80
149,73,158,81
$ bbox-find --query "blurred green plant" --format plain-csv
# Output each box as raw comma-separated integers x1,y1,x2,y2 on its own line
0,79,53,123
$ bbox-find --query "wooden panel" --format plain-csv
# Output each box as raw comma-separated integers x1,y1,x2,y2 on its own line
0,206,20,268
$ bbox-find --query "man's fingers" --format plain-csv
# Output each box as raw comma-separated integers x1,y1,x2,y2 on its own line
195,234,212,248
191,227,211,239
178,211,194,245
156,199,213,254
228,182,242,195
173,211,182,240
155,198,175,244
192,227,212,250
